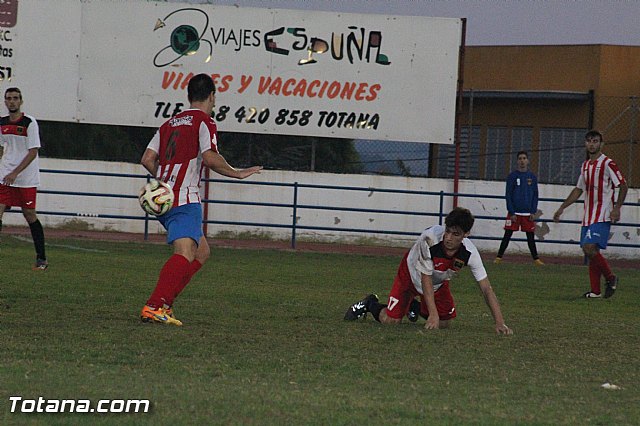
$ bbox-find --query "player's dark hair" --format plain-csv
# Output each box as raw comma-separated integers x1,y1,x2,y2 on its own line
444,207,475,233
187,74,215,103
585,129,603,142
517,150,528,158
4,87,22,99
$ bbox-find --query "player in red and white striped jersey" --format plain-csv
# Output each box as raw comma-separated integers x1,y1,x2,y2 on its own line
553,130,628,299
139,74,262,325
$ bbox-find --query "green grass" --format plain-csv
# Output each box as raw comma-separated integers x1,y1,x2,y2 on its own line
1,236,639,425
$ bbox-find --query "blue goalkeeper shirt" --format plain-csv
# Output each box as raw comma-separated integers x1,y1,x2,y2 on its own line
505,170,538,215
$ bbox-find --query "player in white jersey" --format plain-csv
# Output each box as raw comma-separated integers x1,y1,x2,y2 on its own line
553,130,628,299
0,87,48,270
345,207,513,335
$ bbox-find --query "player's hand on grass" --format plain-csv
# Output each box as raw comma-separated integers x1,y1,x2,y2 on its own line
424,315,440,330
496,323,513,335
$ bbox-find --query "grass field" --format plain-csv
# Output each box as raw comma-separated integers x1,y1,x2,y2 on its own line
1,235,639,425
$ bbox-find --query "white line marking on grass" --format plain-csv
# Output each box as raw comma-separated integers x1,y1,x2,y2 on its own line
10,235,109,253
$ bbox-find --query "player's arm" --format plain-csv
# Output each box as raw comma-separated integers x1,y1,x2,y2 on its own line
476,277,513,335
610,181,628,223
505,174,515,218
140,148,159,176
553,187,583,222
531,175,539,219
202,149,262,179
1,148,38,185
420,273,439,330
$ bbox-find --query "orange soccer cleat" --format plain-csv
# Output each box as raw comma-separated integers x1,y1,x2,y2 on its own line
140,305,182,326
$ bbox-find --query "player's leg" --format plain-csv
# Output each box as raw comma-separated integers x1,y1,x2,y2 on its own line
344,252,412,322
0,203,5,235
495,214,517,263
0,183,15,239
142,236,195,319
141,204,201,325
23,208,47,269
521,216,543,265
495,230,513,262
170,236,209,303
15,188,47,269
580,224,604,298
584,222,617,298
526,230,544,266
374,253,415,324
375,275,414,324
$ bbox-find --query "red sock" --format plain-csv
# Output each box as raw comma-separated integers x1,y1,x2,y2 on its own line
171,260,203,301
588,260,602,294
146,254,192,308
593,253,614,281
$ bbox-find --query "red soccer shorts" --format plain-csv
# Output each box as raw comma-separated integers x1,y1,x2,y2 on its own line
385,252,457,321
0,184,38,209
504,214,535,232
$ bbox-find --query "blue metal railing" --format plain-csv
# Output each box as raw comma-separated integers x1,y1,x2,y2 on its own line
6,168,636,251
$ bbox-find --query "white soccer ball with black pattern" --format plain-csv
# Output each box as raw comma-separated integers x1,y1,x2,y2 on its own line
138,179,174,216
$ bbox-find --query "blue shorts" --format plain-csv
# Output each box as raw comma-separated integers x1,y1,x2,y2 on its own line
580,222,611,250
158,203,204,245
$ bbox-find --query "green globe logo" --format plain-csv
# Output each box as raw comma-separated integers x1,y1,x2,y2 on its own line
170,25,200,56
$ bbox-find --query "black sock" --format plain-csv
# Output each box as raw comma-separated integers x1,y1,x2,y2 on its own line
497,230,513,258
368,302,386,322
409,299,420,315
29,219,46,260
0,219,3,233
526,232,539,260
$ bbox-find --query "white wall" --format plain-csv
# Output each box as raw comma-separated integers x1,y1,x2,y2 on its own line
4,158,638,259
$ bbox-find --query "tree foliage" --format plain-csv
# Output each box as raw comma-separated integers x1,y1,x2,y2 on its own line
38,121,362,174
219,132,362,173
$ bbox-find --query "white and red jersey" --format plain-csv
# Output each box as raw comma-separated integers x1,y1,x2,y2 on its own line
406,225,487,294
0,113,41,187
146,109,218,206
576,154,626,226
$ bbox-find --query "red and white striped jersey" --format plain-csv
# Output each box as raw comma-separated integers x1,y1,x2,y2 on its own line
576,154,626,226
146,109,218,207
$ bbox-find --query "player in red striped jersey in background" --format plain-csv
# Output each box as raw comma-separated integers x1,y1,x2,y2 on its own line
553,130,628,298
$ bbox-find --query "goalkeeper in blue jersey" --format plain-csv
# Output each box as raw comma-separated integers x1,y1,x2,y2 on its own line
494,151,544,265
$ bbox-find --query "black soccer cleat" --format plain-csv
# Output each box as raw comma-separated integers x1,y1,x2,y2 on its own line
344,294,378,320
604,275,618,299
407,298,421,323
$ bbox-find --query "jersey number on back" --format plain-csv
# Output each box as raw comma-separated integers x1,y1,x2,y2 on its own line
165,130,179,161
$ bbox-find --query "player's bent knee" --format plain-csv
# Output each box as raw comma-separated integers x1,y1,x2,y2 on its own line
379,309,401,324
582,245,598,257
196,237,211,263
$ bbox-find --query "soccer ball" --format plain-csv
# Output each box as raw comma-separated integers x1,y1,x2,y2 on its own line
139,179,174,216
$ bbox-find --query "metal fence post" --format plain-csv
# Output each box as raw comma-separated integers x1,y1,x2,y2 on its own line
438,190,445,225
143,175,151,241
291,182,298,249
